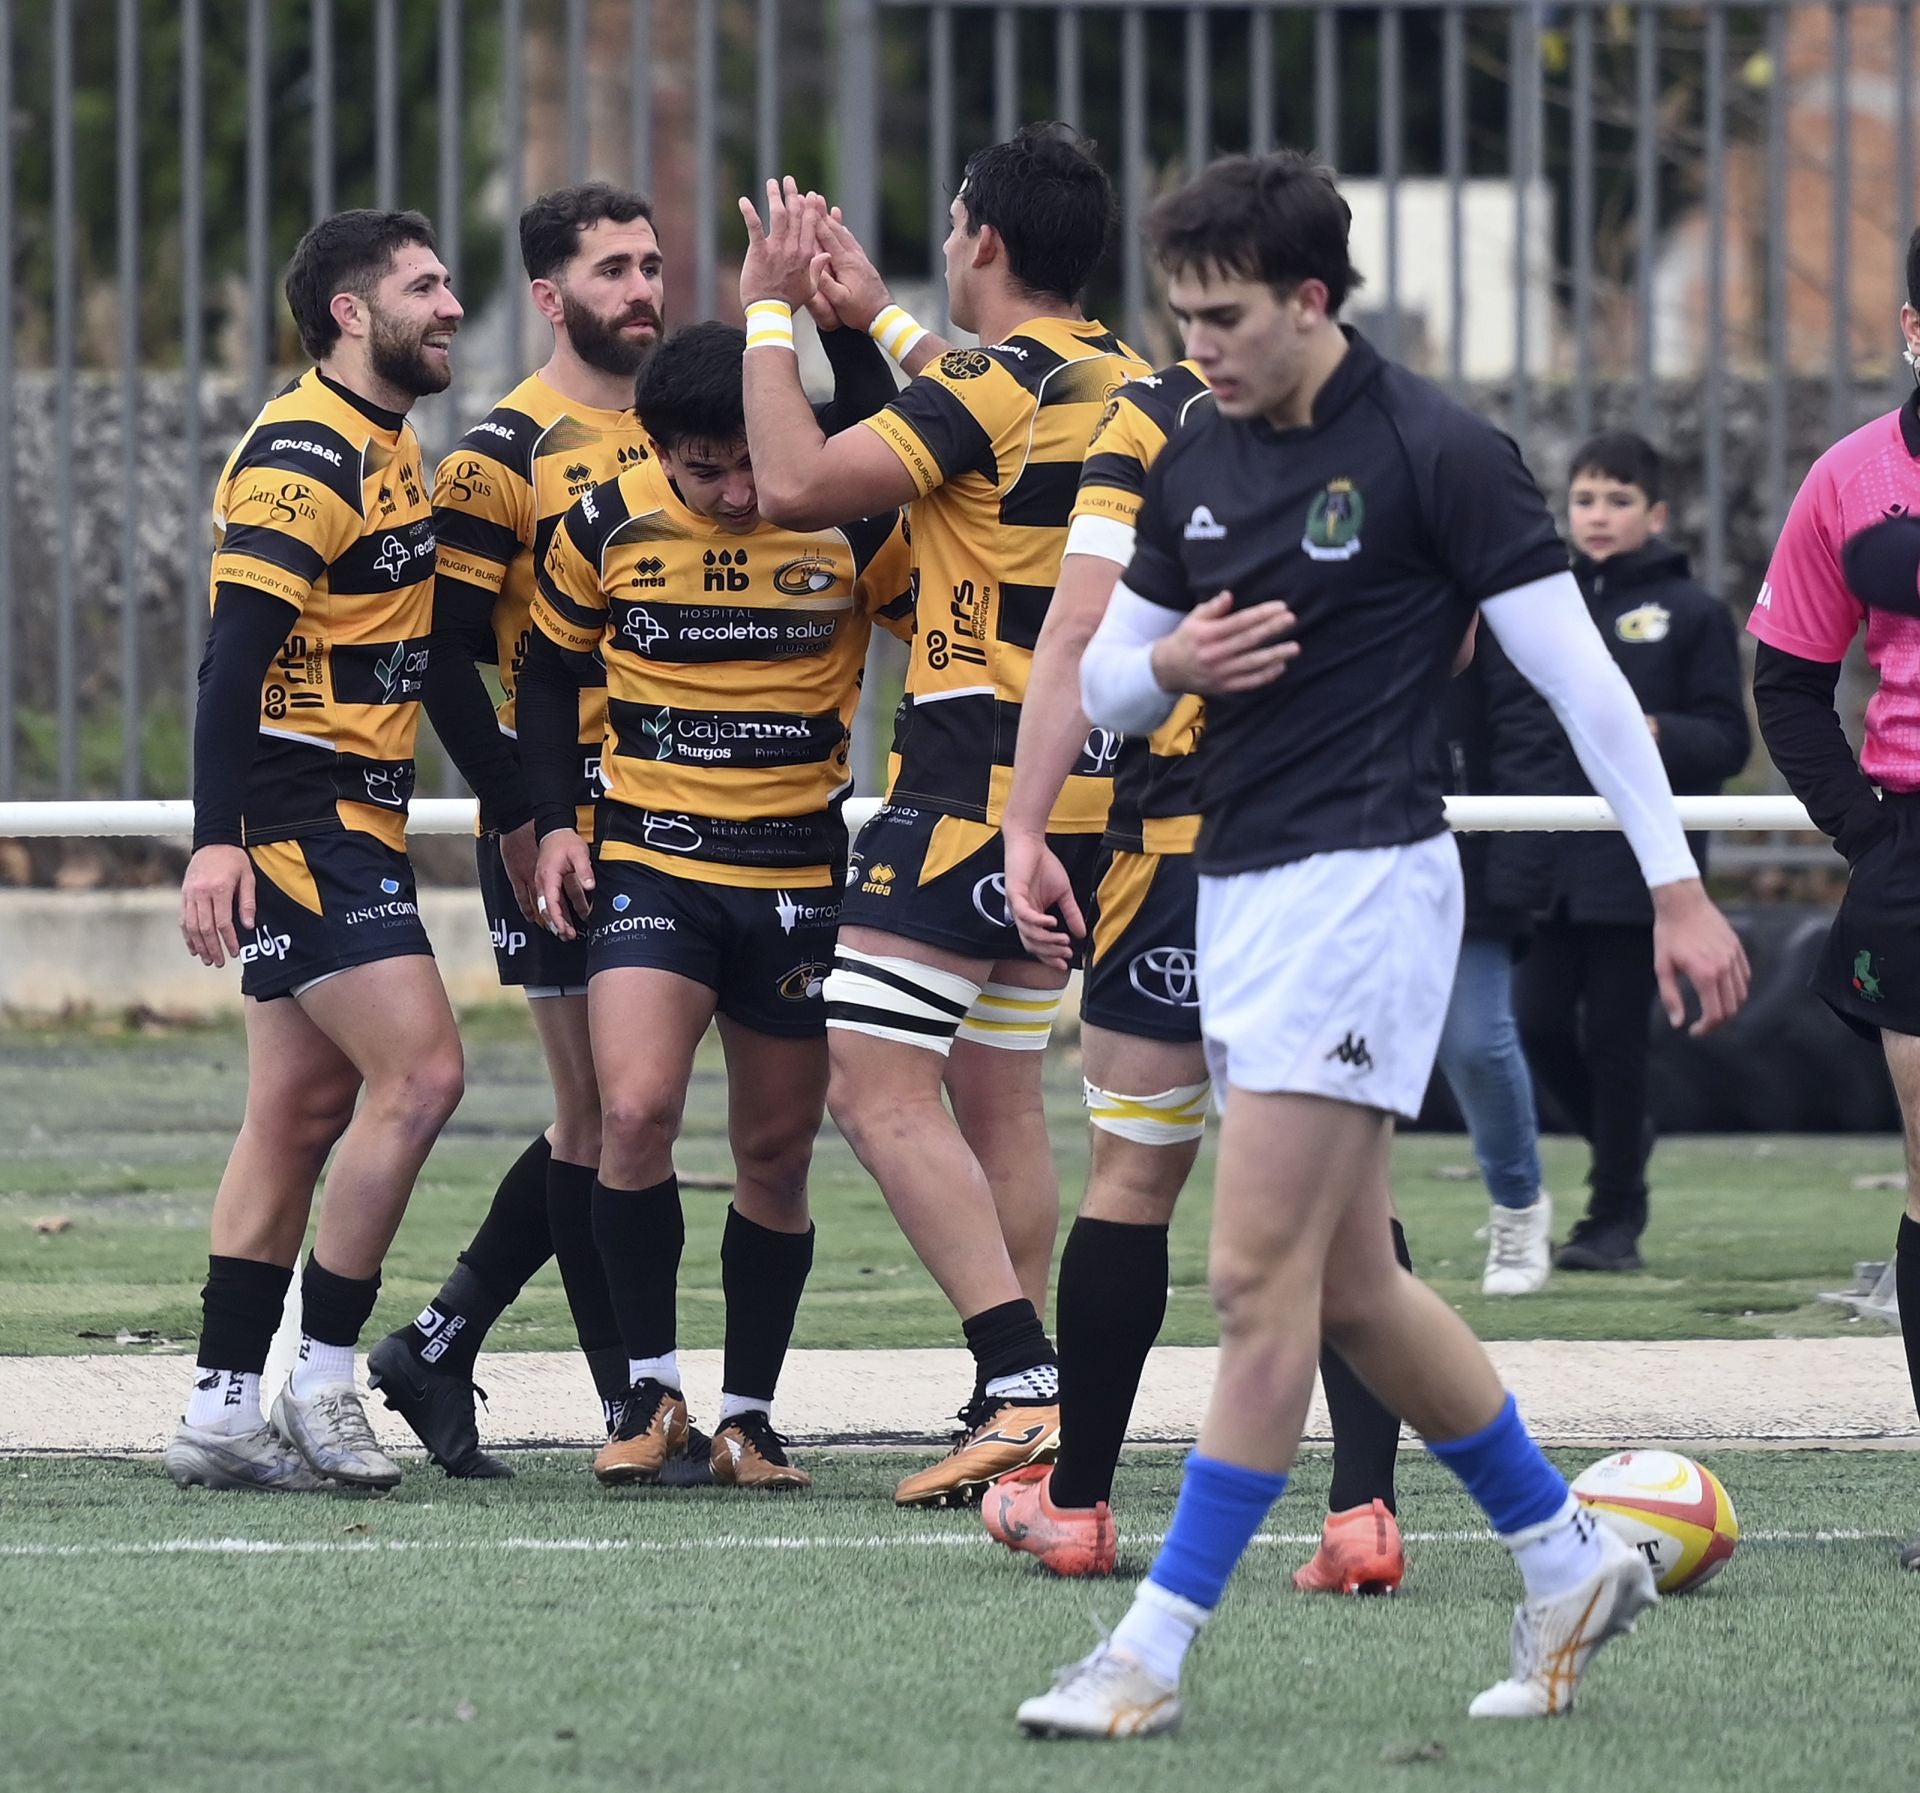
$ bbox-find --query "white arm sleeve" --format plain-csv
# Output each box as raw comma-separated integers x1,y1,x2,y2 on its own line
1480,570,1700,889
1079,581,1184,735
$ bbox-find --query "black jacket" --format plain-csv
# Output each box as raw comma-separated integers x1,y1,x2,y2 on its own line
1440,628,1566,940
1547,540,1752,925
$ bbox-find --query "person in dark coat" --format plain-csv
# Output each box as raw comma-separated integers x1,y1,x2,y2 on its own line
1436,630,1567,1292
1516,431,1752,1271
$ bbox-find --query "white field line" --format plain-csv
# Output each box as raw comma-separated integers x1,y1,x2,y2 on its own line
0,1527,1893,1562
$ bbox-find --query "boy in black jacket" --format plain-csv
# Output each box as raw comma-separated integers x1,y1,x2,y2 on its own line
1516,432,1751,1270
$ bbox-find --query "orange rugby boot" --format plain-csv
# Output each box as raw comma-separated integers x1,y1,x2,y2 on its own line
892,1395,1060,1508
982,1464,1117,1577
1292,1498,1406,1595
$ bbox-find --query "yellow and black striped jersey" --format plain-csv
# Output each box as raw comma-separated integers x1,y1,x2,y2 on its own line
433,373,652,836
1072,359,1215,856
859,316,1149,833
533,459,914,889
209,367,435,850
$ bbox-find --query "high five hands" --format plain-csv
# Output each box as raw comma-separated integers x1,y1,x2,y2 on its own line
738,176,894,333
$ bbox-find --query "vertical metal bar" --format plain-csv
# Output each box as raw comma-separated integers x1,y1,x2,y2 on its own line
1830,0,1851,441
375,0,399,207
567,0,589,183
1510,4,1533,448
757,0,780,182
1571,5,1595,441
502,0,526,380
181,0,205,784
1055,4,1081,130
1765,3,1787,533
995,6,1017,145
119,0,142,797
1250,6,1273,156
1635,4,1657,439
1896,0,1915,402
1185,9,1209,176
312,0,333,220
1379,6,1400,362
1122,6,1147,347
1315,8,1339,166
1444,4,1465,387
1704,6,1728,595
930,6,953,336
836,0,881,254
246,0,269,410
437,0,465,459
52,0,76,795
631,0,653,194
0,0,14,797
695,0,718,319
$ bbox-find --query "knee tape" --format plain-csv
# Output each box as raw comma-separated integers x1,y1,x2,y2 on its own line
822,947,981,1056
1083,1078,1212,1146
956,980,1065,1052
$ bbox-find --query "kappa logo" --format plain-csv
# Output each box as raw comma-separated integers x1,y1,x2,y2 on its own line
1324,1031,1374,1071
1128,946,1200,1008
1302,478,1365,562
373,535,413,583
972,872,1013,928
622,609,669,654
1183,505,1227,541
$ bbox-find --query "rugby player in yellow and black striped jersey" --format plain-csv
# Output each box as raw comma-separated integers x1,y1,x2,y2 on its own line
169,210,468,1499
527,320,912,1490
738,126,1140,1508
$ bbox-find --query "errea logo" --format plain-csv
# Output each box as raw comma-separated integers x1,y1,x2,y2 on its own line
1183,505,1227,541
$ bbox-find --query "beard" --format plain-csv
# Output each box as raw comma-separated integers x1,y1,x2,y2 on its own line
561,284,662,379
368,308,452,397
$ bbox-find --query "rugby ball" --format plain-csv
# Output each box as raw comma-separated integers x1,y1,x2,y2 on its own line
1571,1450,1739,1594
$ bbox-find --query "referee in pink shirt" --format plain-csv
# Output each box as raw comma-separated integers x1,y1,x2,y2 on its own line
1750,228,1920,1572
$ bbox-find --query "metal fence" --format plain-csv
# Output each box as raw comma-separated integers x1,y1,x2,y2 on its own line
1,0,1915,803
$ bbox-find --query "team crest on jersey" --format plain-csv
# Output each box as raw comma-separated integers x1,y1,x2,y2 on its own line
773,555,838,597
1615,602,1671,644
1087,397,1122,446
1302,479,1365,562
940,349,993,381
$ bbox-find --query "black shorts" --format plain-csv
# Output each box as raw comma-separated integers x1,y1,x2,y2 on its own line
238,833,434,1002
583,860,840,1038
1082,847,1203,1044
839,803,1102,966
1813,799,1920,1039
476,834,589,993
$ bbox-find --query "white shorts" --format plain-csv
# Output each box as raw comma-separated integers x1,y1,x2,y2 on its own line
1196,833,1463,1120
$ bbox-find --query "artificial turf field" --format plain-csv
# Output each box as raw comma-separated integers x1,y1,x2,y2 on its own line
2,1450,1917,1793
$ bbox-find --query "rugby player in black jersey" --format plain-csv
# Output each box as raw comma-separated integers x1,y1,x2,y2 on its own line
1015,153,1749,1738
168,211,465,1493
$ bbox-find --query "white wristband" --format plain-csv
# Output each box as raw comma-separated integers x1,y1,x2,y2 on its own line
868,302,930,363
745,300,796,353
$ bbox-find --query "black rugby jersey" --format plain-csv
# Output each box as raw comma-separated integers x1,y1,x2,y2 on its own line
1123,331,1568,876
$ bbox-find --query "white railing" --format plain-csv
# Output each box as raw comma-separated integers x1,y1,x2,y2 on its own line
0,795,1821,839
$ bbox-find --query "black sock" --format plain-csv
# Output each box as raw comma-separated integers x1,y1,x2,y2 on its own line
1048,1217,1169,1510
300,1256,382,1348
720,1207,816,1403
1898,1216,1920,1424
196,1255,293,1374
1323,1219,1414,1516
585,1349,630,1434
591,1175,684,1368
460,1134,556,1300
548,1156,626,1417
405,1262,507,1377
961,1297,1056,1395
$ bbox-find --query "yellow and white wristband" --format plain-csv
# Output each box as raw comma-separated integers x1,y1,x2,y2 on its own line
745,300,796,352
868,302,929,364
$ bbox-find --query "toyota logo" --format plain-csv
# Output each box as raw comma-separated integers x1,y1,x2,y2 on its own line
1129,945,1200,1007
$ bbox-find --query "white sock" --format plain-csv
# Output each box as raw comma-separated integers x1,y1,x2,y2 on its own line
1503,1496,1606,1601
185,1368,261,1433
719,1392,772,1424
985,1362,1060,1401
288,1337,356,1398
628,1352,680,1392
1110,1579,1209,1684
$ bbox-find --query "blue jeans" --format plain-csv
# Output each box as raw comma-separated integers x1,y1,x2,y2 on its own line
1435,934,1543,1211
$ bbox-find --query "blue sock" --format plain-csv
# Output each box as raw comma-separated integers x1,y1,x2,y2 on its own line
1426,1392,1568,1536
1145,1452,1289,1611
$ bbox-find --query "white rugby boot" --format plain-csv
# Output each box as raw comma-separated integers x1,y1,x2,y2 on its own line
1469,1523,1658,1718
271,1382,402,1490
1481,1192,1552,1295
1016,1641,1182,1740
163,1421,335,1493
